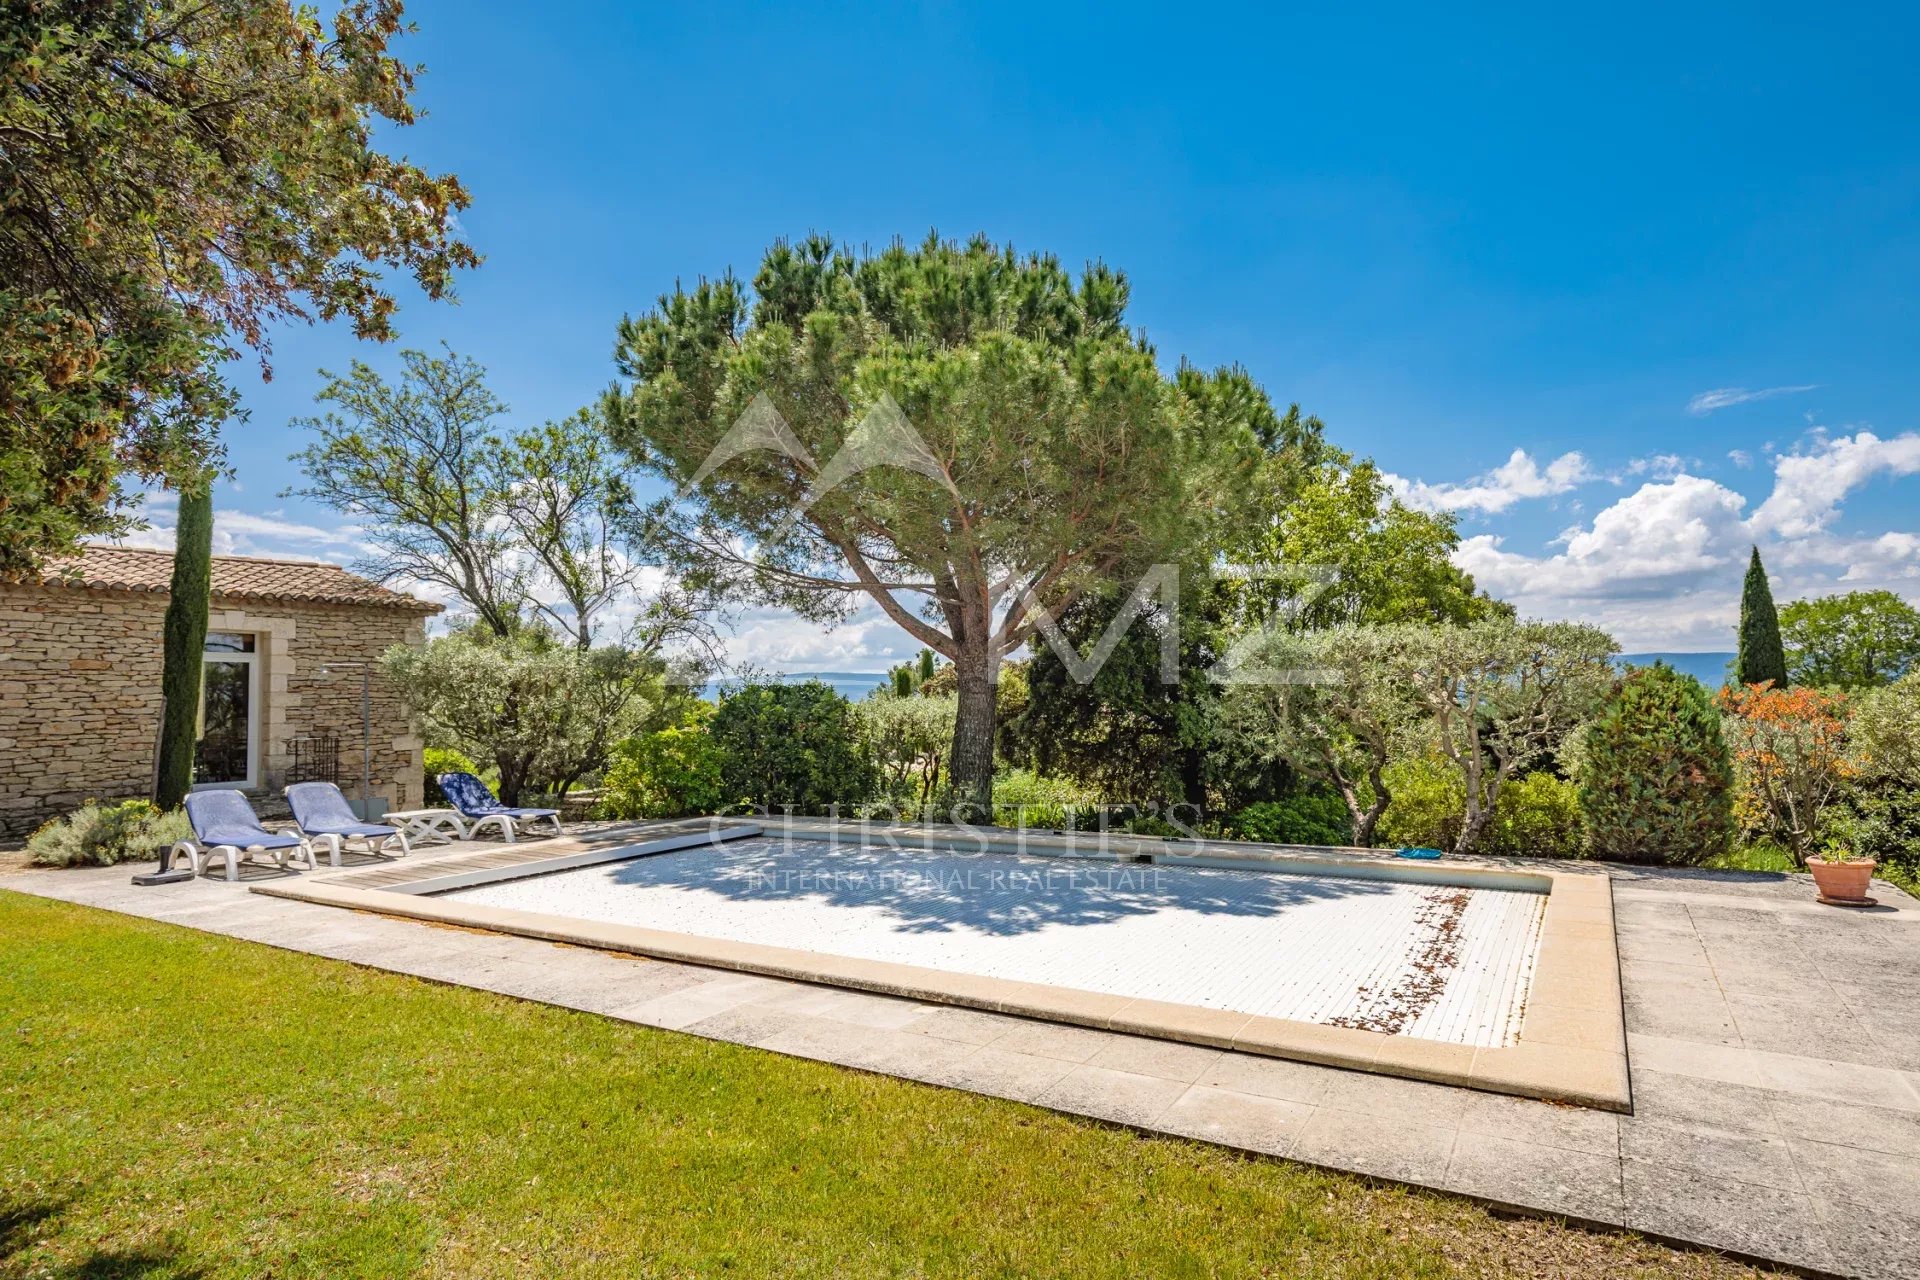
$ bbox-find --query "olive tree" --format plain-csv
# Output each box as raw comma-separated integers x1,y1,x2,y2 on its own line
1845,673,1920,875
603,234,1270,812
1394,620,1618,854
856,692,956,806
1223,624,1426,847
381,626,663,803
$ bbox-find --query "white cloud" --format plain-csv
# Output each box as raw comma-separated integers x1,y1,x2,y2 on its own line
1749,430,1920,538
1728,449,1754,469
1387,449,1594,514
1623,453,1693,480
1457,476,1751,611
218,510,362,547
718,600,913,673
1686,385,1818,416
1833,532,1920,584
1449,443,1920,648
110,523,179,553
108,499,365,564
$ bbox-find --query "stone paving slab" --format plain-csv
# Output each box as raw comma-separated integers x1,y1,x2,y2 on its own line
7,843,1920,1277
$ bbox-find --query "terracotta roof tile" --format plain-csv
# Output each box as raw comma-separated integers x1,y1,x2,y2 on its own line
37,546,443,613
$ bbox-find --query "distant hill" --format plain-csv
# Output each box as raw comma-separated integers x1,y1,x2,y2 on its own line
1616,652,1735,687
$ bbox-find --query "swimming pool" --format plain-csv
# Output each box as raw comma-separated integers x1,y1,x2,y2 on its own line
258,819,1629,1108
442,833,1547,1049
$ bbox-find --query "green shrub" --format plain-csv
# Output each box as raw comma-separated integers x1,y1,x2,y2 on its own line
1378,758,1583,857
1376,756,1464,850
990,769,1099,829
1578,664,1734,865
1845,672,1920,886
1223,794,1354,847
598,727,729,819
1484,772,1583,859
708,680,876,814
423,747,481,806
28,800,191,868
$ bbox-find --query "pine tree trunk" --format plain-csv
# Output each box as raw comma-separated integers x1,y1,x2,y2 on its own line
154,483,214,810
946,650,997,821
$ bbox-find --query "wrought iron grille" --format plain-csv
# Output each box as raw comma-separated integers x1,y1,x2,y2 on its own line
286,729,342,786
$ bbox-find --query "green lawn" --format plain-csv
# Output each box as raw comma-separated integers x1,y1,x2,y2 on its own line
0,890,1772,1279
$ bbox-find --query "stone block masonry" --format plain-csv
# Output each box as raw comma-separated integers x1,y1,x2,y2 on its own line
0,584,430,837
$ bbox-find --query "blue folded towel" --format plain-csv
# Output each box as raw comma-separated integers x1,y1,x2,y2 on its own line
1396,846,1444,860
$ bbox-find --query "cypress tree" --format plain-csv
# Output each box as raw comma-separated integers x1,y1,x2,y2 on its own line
153,480,214,809
1736,546,1788,688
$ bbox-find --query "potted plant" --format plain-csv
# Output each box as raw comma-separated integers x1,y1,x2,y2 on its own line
1807,837,1877,907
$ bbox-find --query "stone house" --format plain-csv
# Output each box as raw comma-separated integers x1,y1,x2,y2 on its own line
0,546,441,837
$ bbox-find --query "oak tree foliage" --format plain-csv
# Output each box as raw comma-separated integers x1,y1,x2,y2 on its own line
1,0,476,574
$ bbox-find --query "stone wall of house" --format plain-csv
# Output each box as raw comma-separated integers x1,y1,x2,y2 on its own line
0,586,430,837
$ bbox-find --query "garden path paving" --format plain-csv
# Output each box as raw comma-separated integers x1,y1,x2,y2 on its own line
9,842,1920,1278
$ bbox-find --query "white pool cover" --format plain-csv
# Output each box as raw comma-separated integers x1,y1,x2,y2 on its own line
445,837,1548,1048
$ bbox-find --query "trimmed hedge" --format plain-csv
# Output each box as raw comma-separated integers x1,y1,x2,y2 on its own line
709,680,876,815
1580,664,1733,865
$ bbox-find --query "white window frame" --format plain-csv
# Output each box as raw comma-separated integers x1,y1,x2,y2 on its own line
191,634,261,792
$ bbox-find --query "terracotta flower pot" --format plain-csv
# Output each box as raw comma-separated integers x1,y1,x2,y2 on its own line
1808,857,1877,906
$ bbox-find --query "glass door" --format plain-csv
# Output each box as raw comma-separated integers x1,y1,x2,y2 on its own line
193,632,257,788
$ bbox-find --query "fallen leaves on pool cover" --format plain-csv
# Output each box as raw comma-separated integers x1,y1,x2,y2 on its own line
1326,886,1471,1036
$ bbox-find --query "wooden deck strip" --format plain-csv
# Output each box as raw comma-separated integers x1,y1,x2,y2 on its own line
317,818,734,891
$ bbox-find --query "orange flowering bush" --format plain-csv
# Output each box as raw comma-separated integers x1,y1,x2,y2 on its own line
1716,682,1852,867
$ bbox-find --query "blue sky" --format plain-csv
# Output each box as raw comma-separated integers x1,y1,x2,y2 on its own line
132,2,1920,664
